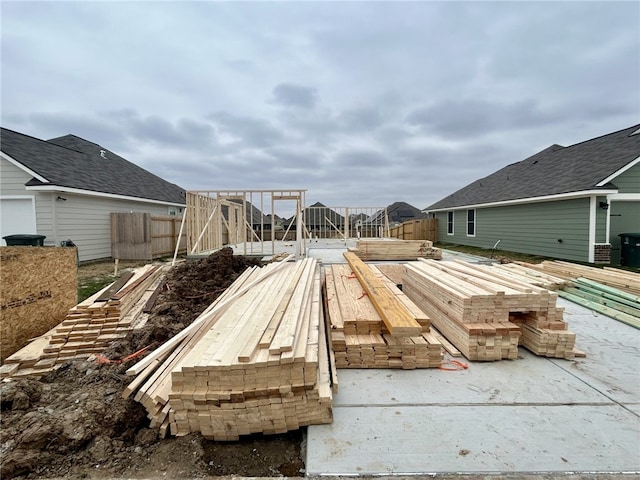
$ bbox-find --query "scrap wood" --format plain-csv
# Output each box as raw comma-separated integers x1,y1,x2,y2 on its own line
1,264,168,379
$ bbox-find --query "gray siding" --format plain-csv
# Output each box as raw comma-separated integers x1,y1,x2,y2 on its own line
0,157,31,194
438,198,593,262
53,194,174,262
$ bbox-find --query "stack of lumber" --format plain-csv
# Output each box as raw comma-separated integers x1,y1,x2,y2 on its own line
558,278,640,329
517,260,640,296
488,263,571,290
323,253,442,369
0,265,166,378
403,259,576,361
348,239,442,261
124,258,335,441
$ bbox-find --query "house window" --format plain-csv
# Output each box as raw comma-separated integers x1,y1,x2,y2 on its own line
447,211,454,235
467,209,476,236
168,207,177,216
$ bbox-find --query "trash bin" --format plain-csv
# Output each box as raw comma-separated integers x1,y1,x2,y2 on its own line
2,234,46,246
618,233,640,268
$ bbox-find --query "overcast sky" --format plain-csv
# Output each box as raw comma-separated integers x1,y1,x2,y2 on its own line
2,1,639,212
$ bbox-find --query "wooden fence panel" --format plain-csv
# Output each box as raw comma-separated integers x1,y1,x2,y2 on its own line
151,216,187,258
389,219,438,242
111,212,186,260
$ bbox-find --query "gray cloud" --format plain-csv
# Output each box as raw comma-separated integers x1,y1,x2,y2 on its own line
271,83,318,109
406,99,563,139
1,1,638,211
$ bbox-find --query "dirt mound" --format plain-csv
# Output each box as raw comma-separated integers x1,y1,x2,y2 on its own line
0,248,304,479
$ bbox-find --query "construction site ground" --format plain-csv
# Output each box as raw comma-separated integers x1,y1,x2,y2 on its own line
1,240,638,479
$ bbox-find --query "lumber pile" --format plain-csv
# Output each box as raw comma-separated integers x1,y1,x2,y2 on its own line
488,262,571,290
403,259,576,361
324,255,442,369
558,278,640,329
517,260,640,296
0,265,166,378
124,258,335,441
348,239,442,261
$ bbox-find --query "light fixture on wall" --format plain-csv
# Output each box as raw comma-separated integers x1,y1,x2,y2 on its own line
599,201,609,210
56,196,67,201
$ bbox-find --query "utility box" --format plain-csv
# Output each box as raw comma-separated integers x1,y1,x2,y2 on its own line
618,233,640,268
3,234,46,246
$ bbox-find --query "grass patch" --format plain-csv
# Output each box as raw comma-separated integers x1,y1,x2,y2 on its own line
435,242,551,264
78,276,115,302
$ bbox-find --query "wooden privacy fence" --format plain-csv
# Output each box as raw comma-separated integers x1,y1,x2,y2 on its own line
111,212,186,260
389,218,438,242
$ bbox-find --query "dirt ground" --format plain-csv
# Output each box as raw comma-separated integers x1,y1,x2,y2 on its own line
0,248,305,479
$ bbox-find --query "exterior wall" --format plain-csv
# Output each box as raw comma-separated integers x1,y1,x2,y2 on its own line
437,198,594,262
2,157,182,262
609,201,640,264
52,193,174,262
612,162,640,193
1,159,38,238
0,158,31,195
608,164,640,265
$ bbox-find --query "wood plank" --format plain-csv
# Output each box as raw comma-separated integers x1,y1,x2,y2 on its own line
343,252,422,336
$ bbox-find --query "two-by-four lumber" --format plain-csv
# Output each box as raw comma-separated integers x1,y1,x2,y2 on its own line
343,251,422,336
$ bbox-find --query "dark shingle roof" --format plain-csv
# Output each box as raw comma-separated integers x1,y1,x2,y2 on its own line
1,128,185,204
426,124,640,210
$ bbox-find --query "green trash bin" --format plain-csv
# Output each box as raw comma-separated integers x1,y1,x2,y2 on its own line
618,233,640,268
2,234,46,246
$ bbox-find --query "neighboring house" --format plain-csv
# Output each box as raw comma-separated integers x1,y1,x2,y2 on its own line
286,202,345,236
1,127,186,262
369,201,425,226
424,124,640,265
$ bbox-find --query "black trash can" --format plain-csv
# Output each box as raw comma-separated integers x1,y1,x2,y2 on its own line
618,233,640,268
2,234,46,246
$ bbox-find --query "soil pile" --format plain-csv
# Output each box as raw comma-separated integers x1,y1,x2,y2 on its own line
0,248,305,479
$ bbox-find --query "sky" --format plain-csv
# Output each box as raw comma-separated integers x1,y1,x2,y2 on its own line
1,1,639,213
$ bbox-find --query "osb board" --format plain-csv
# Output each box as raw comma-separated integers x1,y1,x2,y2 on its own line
1,247,78,362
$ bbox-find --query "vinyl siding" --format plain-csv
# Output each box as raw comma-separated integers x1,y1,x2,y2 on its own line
53,194,173,262
0,157,32,194
612,163,640,193
437,198,593,262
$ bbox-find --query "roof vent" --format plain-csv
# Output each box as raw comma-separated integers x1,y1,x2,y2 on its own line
100,150,107,159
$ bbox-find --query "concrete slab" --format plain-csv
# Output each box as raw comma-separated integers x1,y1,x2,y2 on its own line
307,404,639,475
307,278,640,475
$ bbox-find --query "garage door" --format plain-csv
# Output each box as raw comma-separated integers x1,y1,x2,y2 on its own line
0,197,37,245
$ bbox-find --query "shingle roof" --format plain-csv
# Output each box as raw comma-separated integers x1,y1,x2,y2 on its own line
425,124,640,211
1,128,185,204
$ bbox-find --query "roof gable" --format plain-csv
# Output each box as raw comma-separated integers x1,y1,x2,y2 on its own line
426,124,640,210
1,128,185,205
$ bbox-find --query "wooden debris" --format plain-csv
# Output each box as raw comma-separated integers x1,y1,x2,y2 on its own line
403,259,576,361
1,265,168,378
324,263,442,369
348,239,442,261
125,259,335,441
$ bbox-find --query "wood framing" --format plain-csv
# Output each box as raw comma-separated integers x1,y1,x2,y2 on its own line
185,190,306,258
